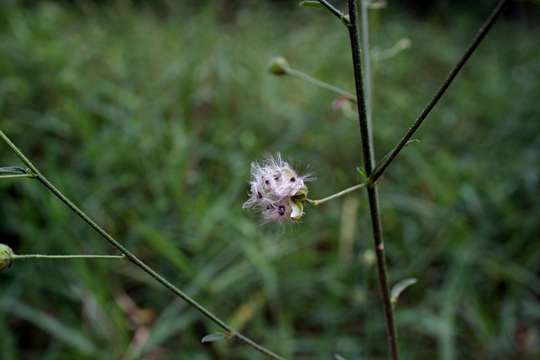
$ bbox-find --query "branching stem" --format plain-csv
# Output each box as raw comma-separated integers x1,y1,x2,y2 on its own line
317,0,350,25
347,0,399,359
0,129,285,360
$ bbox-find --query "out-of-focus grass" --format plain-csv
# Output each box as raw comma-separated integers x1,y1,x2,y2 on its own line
0,1,539,359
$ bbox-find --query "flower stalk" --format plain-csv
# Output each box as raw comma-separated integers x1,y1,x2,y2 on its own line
307,182,366,206
0,244,125,273
287,67,357,102
269,56,356,102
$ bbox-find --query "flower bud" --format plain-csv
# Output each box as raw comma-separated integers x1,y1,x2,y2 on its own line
397,37,411,50
0,244,14,272
268,56,289,76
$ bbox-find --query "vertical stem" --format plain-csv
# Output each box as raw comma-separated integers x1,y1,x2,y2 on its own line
360,0,373,132
347,1,399,359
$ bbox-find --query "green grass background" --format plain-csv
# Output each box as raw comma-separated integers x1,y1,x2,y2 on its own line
0,1,539,359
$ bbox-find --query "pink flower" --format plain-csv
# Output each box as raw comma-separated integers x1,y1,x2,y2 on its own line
243,154,310,223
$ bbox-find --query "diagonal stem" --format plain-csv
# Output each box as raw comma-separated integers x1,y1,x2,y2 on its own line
347,0,399,359
370,0,509,184
307,182,367,206
286,67,357,102
317,0,350,25
12,254,125,260
0,129,285,360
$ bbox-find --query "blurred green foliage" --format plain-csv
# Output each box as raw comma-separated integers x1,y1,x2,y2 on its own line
0,1,539,359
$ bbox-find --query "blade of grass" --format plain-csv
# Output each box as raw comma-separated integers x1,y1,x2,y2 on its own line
0,298,97,355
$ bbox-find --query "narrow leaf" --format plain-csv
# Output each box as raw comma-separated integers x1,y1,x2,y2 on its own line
0,299,96,354
356,167,367,180
405,139,421,146
201,332,226,343
299,1,325,9
334,354,349,360
391,278,418,305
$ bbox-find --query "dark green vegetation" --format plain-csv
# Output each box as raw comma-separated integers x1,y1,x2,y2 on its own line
1,1,539,359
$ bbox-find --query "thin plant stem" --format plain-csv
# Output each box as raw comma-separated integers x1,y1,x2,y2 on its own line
12,254,125,260
367,0,387,10
308,182,366,206
347,0,399,359
370,0,509,184
0,174,36,180
0,129,285,360
360,0,372,132
317,0,350,25
372,38,411,62
286,67,357,102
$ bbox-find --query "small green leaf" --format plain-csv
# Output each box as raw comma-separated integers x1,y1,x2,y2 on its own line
405,139,421,146
201,332,226,343
334,354,349,360
391,278,418,305
299,1,324,9
356,167,367,180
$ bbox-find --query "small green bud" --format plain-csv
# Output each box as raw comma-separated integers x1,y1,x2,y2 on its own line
397,37,411,50
361,249,375,267
0,244,14,272
268,56,289,76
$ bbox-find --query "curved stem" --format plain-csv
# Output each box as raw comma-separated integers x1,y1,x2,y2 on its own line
347,0,399,359
12,254,125,260
308,182,366,206
286,67,356,102
372,38,411,62
0,129,285,360
370,0,509,184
